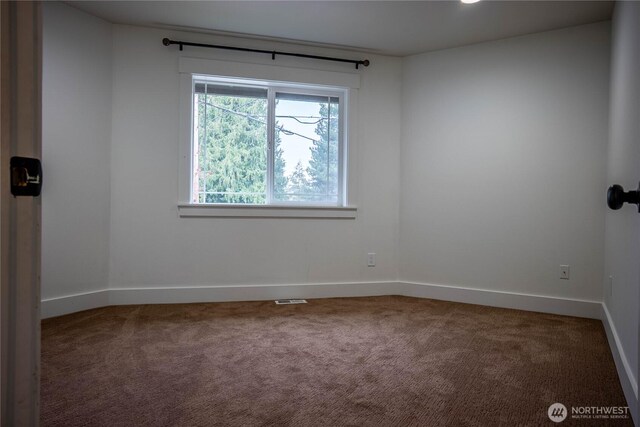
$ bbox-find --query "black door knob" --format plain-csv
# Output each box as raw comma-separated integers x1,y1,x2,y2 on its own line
607,183,640,211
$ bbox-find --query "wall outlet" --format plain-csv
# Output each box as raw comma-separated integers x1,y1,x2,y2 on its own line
367,253,376,267
560,265,570,280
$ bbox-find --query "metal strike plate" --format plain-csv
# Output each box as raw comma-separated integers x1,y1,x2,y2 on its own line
10,156,42,197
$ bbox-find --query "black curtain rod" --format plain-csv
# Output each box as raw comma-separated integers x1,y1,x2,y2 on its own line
162,38,370,70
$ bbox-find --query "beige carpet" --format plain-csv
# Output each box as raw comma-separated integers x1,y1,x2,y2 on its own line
41,296,631,426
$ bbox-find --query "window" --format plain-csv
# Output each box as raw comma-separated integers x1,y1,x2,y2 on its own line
191,76,346,206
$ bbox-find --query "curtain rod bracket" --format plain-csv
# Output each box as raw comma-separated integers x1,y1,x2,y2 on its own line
161,37,370,70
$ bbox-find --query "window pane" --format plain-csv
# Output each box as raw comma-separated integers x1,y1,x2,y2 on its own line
192,82,268,204
273,93,340,204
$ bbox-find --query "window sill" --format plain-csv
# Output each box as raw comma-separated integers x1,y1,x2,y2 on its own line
177,204,357,219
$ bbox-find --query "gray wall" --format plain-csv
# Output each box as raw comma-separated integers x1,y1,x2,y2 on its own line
108,25,402,288
604,0,640,415
42,3,112,299
399,22,611,301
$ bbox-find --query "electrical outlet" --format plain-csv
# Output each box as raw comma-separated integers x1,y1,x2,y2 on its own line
560,265,570,280
367,253,376,267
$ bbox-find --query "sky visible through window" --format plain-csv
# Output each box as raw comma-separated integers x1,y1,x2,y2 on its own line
277,99,322,177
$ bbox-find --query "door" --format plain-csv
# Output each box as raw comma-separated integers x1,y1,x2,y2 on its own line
1,1,42,426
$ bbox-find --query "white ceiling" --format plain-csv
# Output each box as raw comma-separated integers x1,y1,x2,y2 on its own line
66,1,613,56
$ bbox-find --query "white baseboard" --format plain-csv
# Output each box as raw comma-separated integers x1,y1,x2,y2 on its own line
601,303,638,425
400,281,602,319
41,289,109,319
107,281,398,306
41,282,399,318
43,280,601,319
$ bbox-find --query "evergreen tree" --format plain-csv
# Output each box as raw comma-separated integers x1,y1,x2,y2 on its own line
286,161,310,201
307,101,339,199
273,134,287,196
197,94,287,203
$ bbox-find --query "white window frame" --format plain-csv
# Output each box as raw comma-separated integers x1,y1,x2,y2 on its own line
177,58,359,219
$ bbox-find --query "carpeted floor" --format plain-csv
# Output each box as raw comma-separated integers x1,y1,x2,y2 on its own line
41,296,631,426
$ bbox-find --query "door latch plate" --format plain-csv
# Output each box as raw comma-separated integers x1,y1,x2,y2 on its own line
10,156,42,197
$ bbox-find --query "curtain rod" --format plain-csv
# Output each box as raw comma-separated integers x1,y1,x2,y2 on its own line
162,38,370,70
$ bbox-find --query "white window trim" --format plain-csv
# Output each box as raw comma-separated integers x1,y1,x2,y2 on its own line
179,57,361,89
177,204,357,219
178,57,359,218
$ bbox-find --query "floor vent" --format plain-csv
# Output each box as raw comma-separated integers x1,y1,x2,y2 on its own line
275,299,308,305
